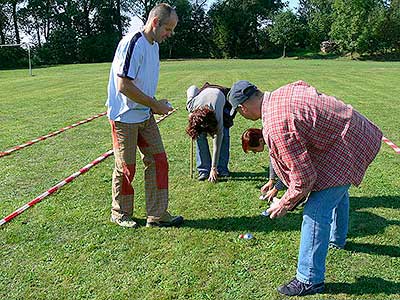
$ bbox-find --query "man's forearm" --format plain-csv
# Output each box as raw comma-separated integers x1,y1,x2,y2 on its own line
117,77,156,108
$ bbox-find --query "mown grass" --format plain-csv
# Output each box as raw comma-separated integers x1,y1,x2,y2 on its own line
0,59,399,300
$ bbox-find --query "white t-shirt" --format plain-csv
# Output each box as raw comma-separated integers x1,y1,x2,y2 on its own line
106,30,160,123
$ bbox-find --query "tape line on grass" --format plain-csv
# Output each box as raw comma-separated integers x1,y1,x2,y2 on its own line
0,109,176,226
0,112,107,158
382,136,400,154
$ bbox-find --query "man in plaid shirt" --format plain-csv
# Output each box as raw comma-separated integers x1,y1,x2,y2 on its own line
228,80,382,296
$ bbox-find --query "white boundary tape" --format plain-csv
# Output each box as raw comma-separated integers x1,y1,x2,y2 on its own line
382,136,400,154
0,150,113,226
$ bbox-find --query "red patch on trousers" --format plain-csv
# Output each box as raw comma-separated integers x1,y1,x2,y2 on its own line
110,120,119,149
154,152,168,189
138,133,149,148
121,163,136,195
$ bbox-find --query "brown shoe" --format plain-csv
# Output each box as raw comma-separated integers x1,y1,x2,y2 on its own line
146,211,184,228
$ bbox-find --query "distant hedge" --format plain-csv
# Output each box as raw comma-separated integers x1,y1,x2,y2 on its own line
0,47,28,70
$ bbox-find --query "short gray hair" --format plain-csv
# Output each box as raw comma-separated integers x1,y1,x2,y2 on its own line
148,3,178,26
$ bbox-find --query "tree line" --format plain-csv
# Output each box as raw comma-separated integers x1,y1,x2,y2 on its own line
0,0,399,69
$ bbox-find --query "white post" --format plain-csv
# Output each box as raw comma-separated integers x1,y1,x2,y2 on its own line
0,43,32,76
27,44,32,76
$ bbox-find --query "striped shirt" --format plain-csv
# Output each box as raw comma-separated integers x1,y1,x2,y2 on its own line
262,80,382,210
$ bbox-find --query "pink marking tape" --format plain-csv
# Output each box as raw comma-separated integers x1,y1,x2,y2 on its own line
0,110,176,226
0,112,107,158
382,136,400,154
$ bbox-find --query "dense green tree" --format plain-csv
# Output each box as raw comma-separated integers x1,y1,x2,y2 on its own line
0,45,28,68
2,0,400,66
297,0,333,50
188,0,213,57
40,27,78,64
384,0,400,52
160,0,212,58
126,0,158,22
209,1,254,58
0,0,28,69
268,10,303,57
0,0,24,44
330,0,386,56
208,0,284,58
356,3,386,54
0,1,11,44
18,0,50,47
9,0,22,43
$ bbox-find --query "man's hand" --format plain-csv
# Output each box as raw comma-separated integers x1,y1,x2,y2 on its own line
264,187,279,202
208,168,218,183
260,179,278,201
266,197,287,219
261,179,275,194
152,99,173,115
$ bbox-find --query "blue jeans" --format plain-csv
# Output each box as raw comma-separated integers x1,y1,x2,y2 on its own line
196,127,230,176
296,184,350,285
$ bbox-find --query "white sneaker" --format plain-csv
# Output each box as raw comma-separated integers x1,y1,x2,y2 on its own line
110,215,138,228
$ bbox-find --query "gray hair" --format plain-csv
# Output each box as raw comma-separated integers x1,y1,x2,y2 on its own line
148,3,178,26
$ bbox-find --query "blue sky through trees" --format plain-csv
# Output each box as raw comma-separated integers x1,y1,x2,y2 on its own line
205,0,299,10
128,0,300,33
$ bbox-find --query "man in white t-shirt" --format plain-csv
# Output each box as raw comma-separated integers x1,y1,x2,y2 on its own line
106,3,183,228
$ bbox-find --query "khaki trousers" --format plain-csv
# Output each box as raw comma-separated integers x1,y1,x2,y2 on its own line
110,115,168,220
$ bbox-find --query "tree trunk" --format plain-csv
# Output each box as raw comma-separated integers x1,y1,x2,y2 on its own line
83,1,91,36
0,6,6,44
143,0,158,21
45,1,52,41
282,45,286,57
11,1,20,44
32,13,41,48
46,18,50,41
34,14,41,47
0,29,5,44
116,0,122,39
0,18,5,44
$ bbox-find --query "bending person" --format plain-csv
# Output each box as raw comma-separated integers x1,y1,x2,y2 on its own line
186,83,233,182
228,79,382,297
241,128,286,201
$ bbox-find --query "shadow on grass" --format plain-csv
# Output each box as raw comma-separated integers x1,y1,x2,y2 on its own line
345,242,400,257
351,195,400,210
349,195,400,238
183,214,303,233
296,53,340,60
326,276,400,295
183,195,399,253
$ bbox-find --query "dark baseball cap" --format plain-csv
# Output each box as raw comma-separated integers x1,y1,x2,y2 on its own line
228,80,257,116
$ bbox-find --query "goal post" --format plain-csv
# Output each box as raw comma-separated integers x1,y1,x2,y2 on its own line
0,43,32,76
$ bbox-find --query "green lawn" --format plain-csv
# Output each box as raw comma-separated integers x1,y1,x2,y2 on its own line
1,59,399,300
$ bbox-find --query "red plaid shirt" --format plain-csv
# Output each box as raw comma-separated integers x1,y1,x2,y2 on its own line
262,81,382,210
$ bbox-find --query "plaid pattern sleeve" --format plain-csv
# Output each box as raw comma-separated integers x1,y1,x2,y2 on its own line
268,131,317,210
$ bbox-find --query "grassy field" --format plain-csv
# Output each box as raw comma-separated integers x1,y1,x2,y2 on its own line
0,59,399,300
